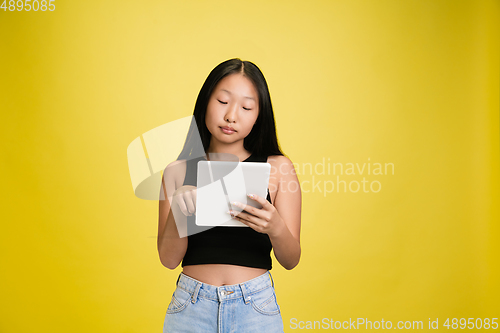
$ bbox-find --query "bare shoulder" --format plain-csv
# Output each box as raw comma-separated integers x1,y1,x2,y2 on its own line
267,155,293,165
163,159,188,189
267,155,297,176
165,159,187,171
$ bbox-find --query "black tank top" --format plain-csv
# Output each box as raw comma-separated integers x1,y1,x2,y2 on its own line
181,152,273,270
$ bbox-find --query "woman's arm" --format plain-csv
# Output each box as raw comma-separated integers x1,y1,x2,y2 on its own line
157,161,190,270
268,156,302,269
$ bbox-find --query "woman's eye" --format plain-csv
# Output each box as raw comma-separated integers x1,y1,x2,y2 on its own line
242,107,251,111
217,100,228,105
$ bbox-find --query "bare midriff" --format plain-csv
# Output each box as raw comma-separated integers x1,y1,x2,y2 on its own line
182,264,267,286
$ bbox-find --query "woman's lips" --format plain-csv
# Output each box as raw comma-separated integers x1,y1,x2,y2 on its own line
220,126,236,134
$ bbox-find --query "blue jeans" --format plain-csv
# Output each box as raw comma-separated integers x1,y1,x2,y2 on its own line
163,271,284,333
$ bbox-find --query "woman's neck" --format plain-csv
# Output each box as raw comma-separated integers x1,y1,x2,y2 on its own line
206,142,251,162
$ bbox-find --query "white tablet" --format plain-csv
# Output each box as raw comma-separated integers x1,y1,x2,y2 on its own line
196,161,271,227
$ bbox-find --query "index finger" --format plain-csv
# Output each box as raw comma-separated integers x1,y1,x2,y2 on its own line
247,193,271,210
192,188,197,213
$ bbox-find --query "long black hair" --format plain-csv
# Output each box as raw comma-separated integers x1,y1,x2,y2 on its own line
177,58,284,160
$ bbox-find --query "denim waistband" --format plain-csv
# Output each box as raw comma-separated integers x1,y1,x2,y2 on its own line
176,271,274,303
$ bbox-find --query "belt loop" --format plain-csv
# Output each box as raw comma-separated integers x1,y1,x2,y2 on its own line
239,283,251,304
176,273,181,286
268,271,275,288
191,282,201,304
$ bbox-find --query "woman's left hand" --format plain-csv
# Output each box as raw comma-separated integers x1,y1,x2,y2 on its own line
227,193,285,238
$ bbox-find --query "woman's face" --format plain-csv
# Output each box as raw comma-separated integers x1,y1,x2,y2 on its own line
205,73,259,147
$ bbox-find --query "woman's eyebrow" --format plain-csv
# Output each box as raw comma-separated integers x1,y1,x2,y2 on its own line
221,89,255,101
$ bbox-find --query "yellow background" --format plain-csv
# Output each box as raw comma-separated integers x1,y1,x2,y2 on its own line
1,0,499,332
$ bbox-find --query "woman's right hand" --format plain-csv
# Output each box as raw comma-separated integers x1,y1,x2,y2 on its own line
172,185,197,216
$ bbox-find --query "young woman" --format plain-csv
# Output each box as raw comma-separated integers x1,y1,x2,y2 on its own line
158,58,302,332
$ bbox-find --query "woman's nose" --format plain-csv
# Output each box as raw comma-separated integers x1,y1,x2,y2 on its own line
224,103,238,122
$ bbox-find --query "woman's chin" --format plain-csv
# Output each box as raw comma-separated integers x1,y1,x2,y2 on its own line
212,134,242,145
